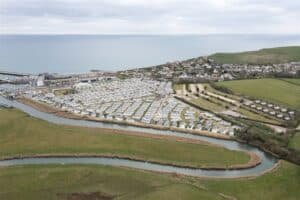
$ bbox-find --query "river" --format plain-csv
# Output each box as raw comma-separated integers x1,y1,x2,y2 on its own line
0,96,277,178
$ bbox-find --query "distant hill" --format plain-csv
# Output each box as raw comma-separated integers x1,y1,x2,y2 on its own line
209,46,300,64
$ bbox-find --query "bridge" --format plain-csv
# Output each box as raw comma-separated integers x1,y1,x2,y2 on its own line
0,71,31,77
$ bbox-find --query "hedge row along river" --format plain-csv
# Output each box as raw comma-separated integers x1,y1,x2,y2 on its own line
0,96,277,178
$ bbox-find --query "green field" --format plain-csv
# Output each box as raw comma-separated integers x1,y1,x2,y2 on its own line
173,83,185,91
0,161,299,200
190,97,226,112
216,78,300,109
209,46,300,64
1,107,300,199
289,132,300,150
0,109,249,168
204,83,241,101
280,78,300,86
174,82,282,124
237,107,281,125
53,88,74,96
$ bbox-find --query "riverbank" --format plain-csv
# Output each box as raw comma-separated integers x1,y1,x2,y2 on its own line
0,108,256,171
0,150,261,171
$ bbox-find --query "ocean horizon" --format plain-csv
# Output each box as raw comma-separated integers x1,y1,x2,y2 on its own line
1,34,300,74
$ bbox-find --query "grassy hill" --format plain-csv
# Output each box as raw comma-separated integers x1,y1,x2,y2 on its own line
209,46,300,64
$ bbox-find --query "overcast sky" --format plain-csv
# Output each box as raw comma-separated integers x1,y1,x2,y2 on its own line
0,0,300,34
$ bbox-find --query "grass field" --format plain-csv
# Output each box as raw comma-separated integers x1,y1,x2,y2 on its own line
0,109,300,199
173,83,185,92
289,132,300,150
0,108,249,168
190,97,226,112
216,78,300,109
0,161,299,200
237,107,281,125
280,78,300,86
174,82,282,124
53,88,74,96
209,46,300,64
204,83,241,101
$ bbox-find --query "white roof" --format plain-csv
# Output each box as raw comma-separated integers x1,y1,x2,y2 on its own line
74,82,92,89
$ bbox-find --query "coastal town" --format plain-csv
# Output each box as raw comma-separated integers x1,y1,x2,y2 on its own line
2,0,300,198
1,54,299,139
0,76,240,137
1,47,300,200
118,57,300,82
1,56,300,87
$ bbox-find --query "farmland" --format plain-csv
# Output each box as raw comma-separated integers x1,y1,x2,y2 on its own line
216,78,300,110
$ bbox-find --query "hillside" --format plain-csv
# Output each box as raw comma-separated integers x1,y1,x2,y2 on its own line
209,46,300,64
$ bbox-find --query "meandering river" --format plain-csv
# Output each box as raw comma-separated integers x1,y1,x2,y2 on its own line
0,96,278,178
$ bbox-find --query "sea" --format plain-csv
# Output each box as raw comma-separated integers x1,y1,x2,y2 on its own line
1,34,300,74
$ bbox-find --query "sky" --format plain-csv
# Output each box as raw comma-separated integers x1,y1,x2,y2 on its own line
0,0,300,34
